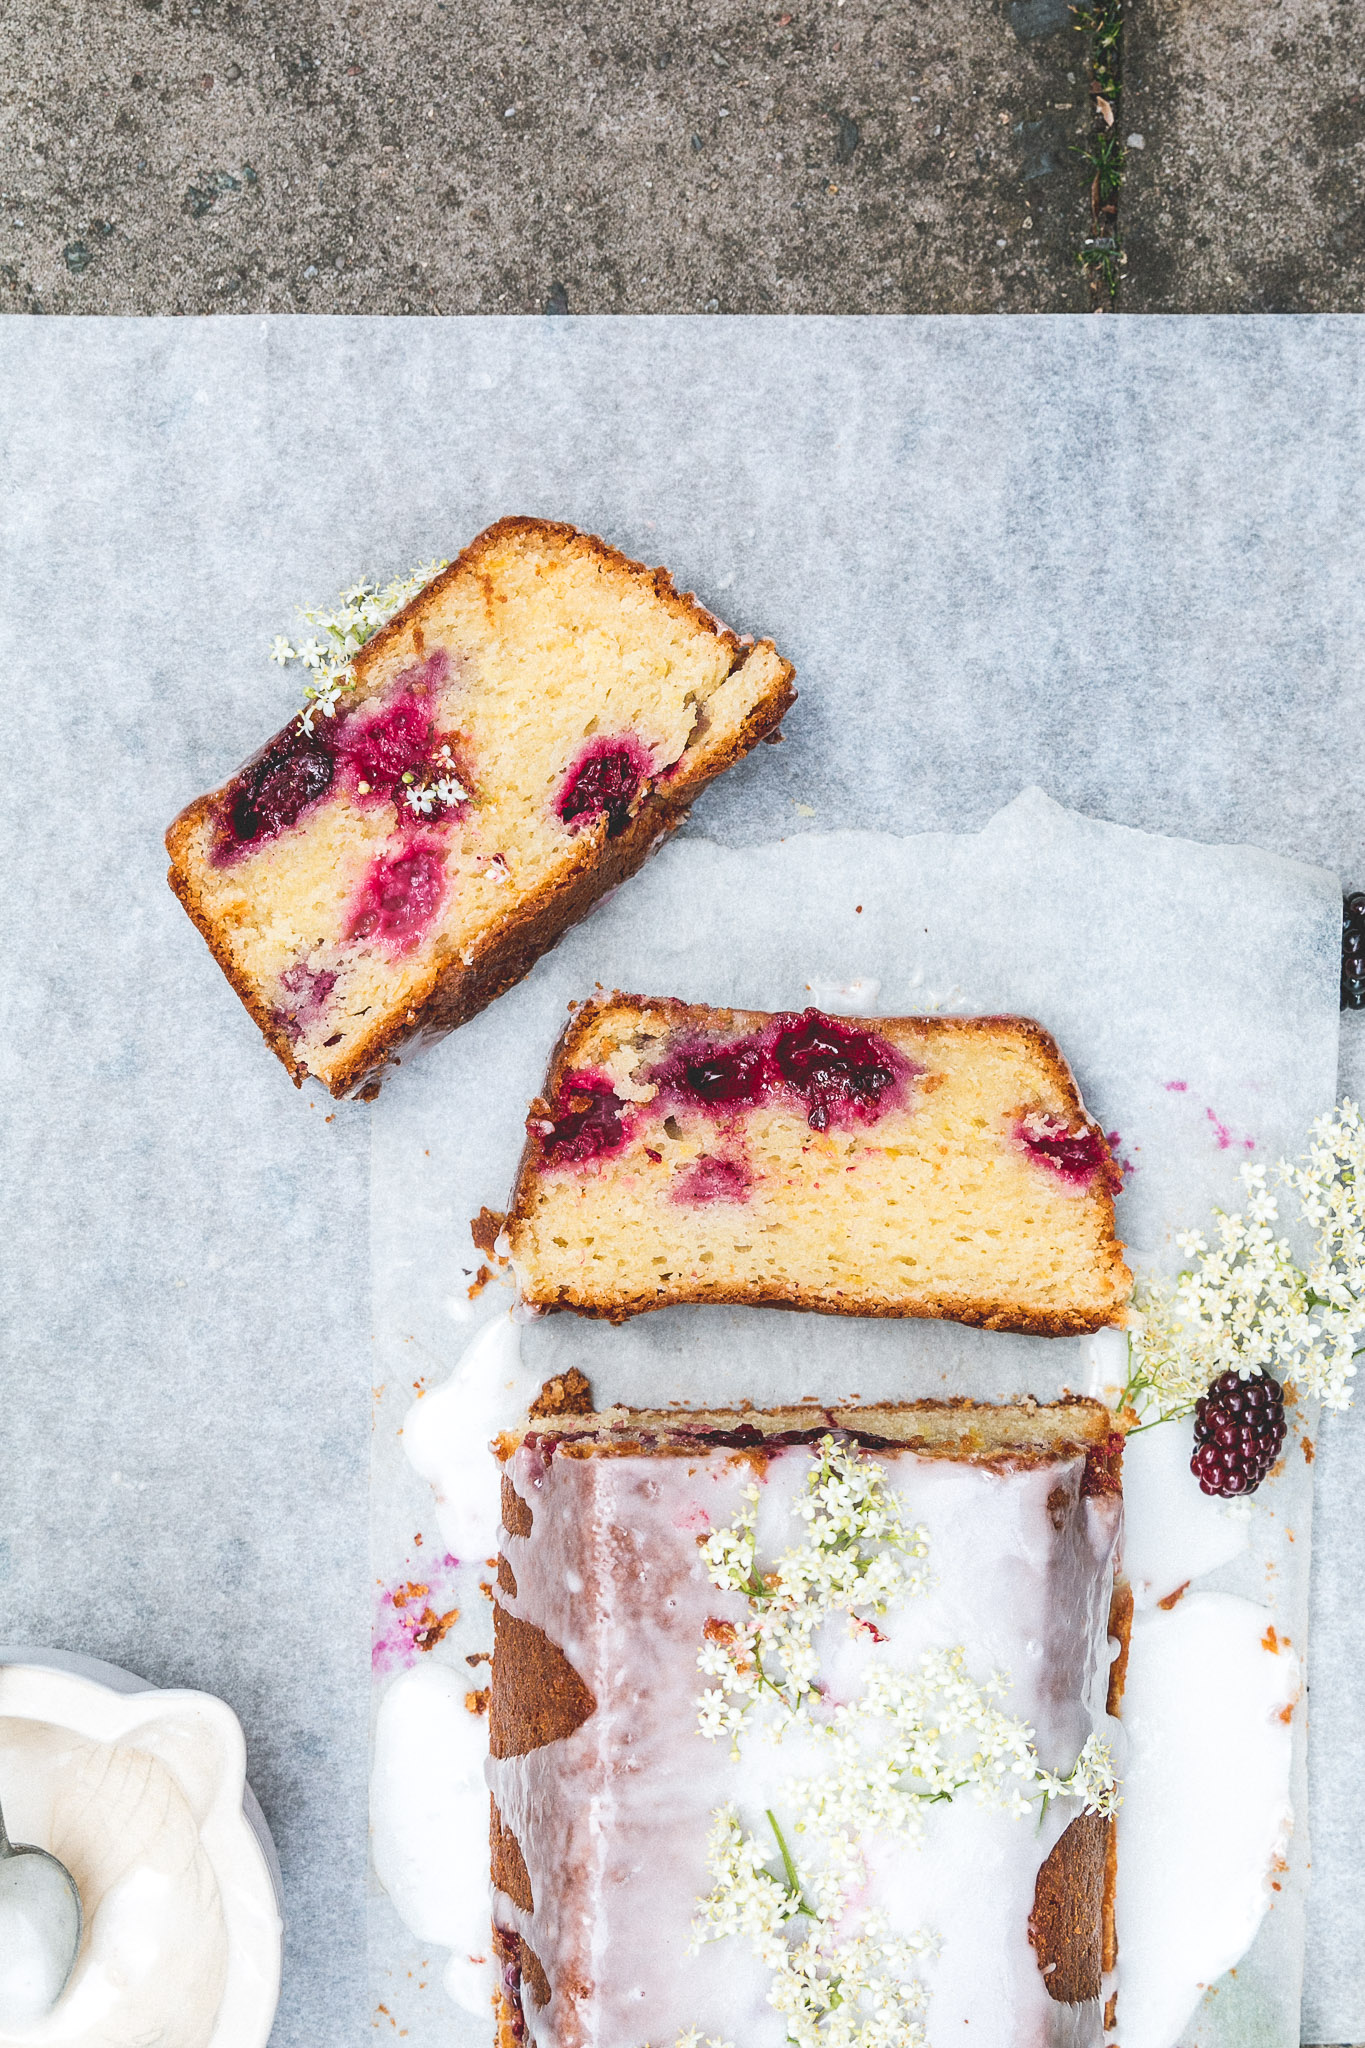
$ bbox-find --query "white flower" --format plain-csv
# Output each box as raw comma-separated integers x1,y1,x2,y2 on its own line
268,559,450,727
1126,1105,1365,1421
696,1441,930,1746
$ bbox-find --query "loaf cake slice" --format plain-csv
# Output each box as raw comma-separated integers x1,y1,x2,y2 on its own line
489,1393,1126,2048
165,521,795,1099
506,997,1132,1332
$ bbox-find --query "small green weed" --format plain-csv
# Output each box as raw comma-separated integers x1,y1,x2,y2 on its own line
1071,2,1121,51
1076,242,1122,300
1075,132,1126,202
1071,0,1125,298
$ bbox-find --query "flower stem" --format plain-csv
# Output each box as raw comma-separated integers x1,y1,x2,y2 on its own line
766,1809,816,1918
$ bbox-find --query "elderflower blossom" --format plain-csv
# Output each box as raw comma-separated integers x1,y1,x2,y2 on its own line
691,1811,934,2048
1127,1105,1365,1421
401,742,469,817
686,1440,1119,2045
697,1439,929,1741
270,562,449,732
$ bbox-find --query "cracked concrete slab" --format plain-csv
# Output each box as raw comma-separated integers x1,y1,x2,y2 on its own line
3,0,1100,314
1123,0,1365,311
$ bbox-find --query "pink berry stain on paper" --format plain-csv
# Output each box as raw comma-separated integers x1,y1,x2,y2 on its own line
1206,1107,1256,1152
373,1554,463,1671
1163,1083,1255,1153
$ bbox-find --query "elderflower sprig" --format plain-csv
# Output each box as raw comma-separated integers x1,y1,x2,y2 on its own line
270,561,449,732
691,1807,935,2048
1125,1103,1365,1423
686,1440,1120,2046
697,1437,928,1743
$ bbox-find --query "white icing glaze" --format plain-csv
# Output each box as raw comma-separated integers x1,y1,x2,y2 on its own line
804,977,883,1016
402,1311,542,1559
1118,1418,1250,1611
1113,1592,1297,2048
370,1663,494,2012
489,1439,1120,2048
1084,1328,1130,1406
0,1669,280,2048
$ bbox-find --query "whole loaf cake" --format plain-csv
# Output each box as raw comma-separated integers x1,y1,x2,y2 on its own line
489,1394,1127,2048
165,522,795,1098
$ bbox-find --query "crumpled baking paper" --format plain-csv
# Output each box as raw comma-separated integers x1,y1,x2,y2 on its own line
370,789,1340,2046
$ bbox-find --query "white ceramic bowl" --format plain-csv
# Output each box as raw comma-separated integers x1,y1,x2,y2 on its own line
0,1647,283,2048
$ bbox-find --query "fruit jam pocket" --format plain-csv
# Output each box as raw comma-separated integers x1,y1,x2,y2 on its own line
555,735,654,838
649,1009,914,1133
347,841,448,951
215,719,335,861
1015,1111,1120,1194
539,1075,635,1167
671,1153,753,1205
213,652,464,864
274,961,338,1040
336,690,436,801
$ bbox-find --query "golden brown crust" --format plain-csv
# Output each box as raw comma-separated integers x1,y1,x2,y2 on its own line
507,995,1131,1333
165,825,314,1087
500,1473,534,1539
1101,1579,1131,1984
490,1797,535,1913
163,520,796,1099
520,1941,551,2009
1029,1808,1108,2003
1106,1578,1134,1715
473,1206,508,1258
489,1604,596,1760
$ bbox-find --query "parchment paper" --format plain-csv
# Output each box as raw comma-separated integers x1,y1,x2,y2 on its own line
5,316,1365,2048
369,790,1340,2044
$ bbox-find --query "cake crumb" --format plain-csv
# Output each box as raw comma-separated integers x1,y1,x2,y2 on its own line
472,1206,507,1258
530,1367,594,1417
466,1688,491,1715
412,1605,459,1652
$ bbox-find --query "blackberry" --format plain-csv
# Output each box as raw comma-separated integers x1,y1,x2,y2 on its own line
1190,1369,1286,1497
1344,893,1365,1010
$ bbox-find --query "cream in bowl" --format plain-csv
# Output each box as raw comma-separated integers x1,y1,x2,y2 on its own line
0,1653,282,2048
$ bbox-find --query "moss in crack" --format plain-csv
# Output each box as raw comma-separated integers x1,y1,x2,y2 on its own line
1071,0,1126,303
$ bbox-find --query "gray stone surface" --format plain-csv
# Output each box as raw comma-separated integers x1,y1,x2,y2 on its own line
1123,0,1365,312
3,0,1098,313
8,1,1365,310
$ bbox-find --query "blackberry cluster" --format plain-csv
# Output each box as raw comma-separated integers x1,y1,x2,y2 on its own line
1343,892,1365,1009
1190,1369,1286,1497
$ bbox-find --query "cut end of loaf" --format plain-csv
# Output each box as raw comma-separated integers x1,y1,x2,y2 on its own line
164,520,795,1097
507,996,1132,1334
504,1387,1127,1483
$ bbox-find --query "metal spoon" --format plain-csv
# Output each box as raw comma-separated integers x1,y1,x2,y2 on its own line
0,1797,81,2024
